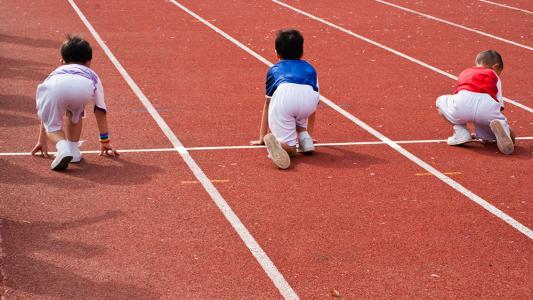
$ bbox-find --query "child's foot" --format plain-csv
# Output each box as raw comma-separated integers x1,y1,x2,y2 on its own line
51,140,73,171
489,120,514,154
447,124,472,146
264,133,290,169
297,136,315,153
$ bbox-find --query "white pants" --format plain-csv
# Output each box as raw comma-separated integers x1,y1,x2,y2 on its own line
36,74,94,132
436,90,508,140
269,83,320,146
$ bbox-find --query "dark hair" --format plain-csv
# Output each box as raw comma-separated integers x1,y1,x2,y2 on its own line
60,34,92,64
275,29,304,60
476,50,503,70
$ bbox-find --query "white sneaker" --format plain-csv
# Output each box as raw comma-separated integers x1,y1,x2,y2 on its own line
51,140,73,171
447,125,472,146
69,141,82,163
297,137,315,153
264,133,290,169
490,119,514,155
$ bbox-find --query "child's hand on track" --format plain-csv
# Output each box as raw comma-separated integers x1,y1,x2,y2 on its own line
250,139,265,146
100,142,119,156
31,142,50,157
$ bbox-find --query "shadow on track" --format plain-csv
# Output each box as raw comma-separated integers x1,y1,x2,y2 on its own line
0,94,38,127
0,211,161,299
0,33,59,49
291,145,388,169
0,157,164,188
0,56,50,81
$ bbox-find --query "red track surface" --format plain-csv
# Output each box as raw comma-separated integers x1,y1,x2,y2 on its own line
380,0,532,44
1,0,531,299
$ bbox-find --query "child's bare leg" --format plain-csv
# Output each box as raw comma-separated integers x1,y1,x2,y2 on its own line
65,111,83,142
280,142,297,157
64,111,84,162
47,130,67,144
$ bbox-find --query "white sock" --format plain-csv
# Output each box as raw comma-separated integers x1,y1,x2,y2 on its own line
67,140,79,150
298,130,311,141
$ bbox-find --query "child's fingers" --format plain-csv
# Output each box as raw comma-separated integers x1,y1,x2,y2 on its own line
250,140,264,146
30,145,40,156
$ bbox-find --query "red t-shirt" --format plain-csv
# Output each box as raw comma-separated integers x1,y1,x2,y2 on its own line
454,67,501,102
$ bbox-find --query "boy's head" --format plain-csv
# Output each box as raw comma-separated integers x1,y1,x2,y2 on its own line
60,34,92,65
275,29,304,60
475,50,503,75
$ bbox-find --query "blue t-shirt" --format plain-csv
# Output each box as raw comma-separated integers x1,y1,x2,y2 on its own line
265,60,318,97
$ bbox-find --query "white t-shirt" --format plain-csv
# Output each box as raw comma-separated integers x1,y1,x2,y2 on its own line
47,64,106,112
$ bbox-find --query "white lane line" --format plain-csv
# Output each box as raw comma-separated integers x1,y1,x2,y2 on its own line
3,137,533,156
168,0,533,239
67,1,298,299
479,0,533,14
373,0,533,51
272,0,533,114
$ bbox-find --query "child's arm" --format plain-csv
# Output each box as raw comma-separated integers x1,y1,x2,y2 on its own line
307,111,316,135
94,109,119,156
250,98,270,145
30,121,50,157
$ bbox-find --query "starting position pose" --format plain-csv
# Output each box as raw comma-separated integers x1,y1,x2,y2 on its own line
31,34,118,170
436,50,515,154
250,29,320,169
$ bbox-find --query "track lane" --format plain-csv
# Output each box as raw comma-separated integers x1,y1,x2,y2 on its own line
191,146,533,298
480,0,533,11
373,0,533,47
478,0,533,12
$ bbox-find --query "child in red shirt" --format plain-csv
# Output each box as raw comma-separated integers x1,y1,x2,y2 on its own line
436,50,514,154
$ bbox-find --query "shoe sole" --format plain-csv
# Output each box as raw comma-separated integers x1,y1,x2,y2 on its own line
447,139,472,146
264,134,290,169
490,120,514,155
71,156,82,163
51,155,73,171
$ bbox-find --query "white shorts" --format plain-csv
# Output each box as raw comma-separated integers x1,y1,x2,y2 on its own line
36,74,94,132
268,83,320,146
436,90,508,140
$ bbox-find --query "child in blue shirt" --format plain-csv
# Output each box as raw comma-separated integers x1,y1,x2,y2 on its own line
250,29,320,169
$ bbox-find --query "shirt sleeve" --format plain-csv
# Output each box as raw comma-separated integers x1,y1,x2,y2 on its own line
93,76,107,112
496,77,503,106
265,67,276,98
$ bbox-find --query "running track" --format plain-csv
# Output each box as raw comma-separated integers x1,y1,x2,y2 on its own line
0,0,531,298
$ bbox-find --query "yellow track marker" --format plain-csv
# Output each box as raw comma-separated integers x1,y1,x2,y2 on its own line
415,172,462,176
181,179,229,184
